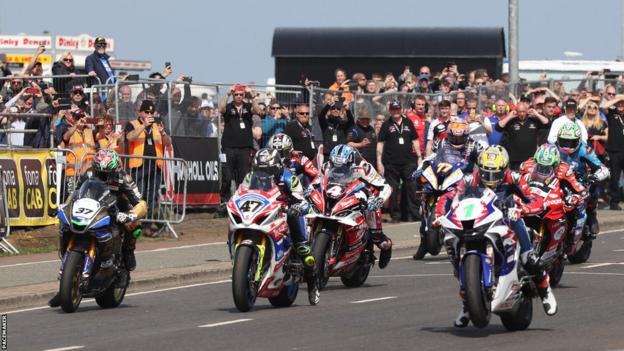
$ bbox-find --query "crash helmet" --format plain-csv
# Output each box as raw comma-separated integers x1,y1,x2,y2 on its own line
446,119,470,149
92,149,120,181
556,122,582,154
329,144,359,168
477,145,509,188
252,148,283,180
267,133,294,162
532,143,560,184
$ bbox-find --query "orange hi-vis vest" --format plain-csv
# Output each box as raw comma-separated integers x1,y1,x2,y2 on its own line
66,128,96,176
127,120,164,169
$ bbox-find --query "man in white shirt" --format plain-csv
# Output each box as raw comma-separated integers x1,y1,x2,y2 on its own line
547,99,588,144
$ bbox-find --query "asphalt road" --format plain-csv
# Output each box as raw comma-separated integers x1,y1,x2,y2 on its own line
4,230,624,351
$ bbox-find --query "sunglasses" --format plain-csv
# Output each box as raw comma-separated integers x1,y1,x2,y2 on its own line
588,106,598,110
233,93,244,97
607,93,616,96
63,58,73,62
11,81,22,85
297,112,310,116
270,106,280,110
144,111,155,115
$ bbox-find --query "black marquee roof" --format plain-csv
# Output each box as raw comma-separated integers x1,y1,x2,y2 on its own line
272,27,506,58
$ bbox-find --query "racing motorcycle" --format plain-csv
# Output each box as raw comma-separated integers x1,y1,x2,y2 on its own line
565,174,596,264
57,177,129,313
307,164,373,289
524,177,570,287
440,187,539,330
415,152,464,256
226,172,311,312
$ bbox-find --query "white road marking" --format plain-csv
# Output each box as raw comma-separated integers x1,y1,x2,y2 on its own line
198,318,252,328
351,296,397,304
0,259,59,269
566,271,624,276
2,280,231,315
43,346,85,351
581,262,624,269
613,249,624,252
369,273,453,278
425,262,449,265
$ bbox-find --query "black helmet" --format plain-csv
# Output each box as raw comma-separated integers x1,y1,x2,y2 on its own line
252,148,283,179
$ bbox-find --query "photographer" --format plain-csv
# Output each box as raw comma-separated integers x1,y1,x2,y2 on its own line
125,100,172,235
55,108,97,176
318,95,354,159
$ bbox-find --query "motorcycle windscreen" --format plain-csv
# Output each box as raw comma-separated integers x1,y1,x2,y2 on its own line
246,171,277,192
76,177,110,202
326,165,357,185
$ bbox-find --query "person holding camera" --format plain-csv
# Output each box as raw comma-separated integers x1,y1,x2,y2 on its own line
55,108,97,176
217,84,263,199
125,100,172,234
318,95,354,159
260,101,289,147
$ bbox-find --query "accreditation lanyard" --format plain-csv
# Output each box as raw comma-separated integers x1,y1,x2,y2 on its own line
235,105,246,129
298,121,315,149
393,118,405,145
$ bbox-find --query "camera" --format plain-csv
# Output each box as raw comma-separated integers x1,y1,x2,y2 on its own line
182,76,192,83
154,116,163,124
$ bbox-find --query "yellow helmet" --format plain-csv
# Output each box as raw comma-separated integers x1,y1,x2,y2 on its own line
477,145,509,188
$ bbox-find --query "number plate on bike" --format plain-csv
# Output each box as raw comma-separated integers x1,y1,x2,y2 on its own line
72,198,100,220
235,195,269,221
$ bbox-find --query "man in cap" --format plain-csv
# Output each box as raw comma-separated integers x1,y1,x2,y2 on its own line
547,99,588,144
85,37,115,85
125,100,172,235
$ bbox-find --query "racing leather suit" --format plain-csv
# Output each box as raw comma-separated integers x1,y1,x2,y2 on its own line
430,137,486,174
286,150,319,189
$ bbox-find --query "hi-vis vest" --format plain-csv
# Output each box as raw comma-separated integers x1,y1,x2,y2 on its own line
127,120,164,169
66,128,96,176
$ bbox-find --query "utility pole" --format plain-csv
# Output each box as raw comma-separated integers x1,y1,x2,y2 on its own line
621,0,624,59
509,0,519,83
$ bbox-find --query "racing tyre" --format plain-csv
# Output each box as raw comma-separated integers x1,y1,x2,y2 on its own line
340,263,371,288
268,282,299,308
312,232,331,290
463,254,491,328
500,294,533,331
549,257,565,288
425,227,442,256
96,271,128,309
60,251,84,313
567,240,592,264
232,245,258,312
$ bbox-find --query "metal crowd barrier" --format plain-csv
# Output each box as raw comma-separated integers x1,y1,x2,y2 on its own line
79,152,188,238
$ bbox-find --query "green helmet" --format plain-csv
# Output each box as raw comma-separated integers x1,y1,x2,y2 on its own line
532,144,559,184
93,149,120,180
557,122,581,154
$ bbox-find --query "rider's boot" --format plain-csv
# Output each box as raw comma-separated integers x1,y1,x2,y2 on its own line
371,229,392,269
295,243,319,305
585,207,599,239
48,293,61,308
122,225,141,271
522,250,557,316
413,221,428,260
454,301,470,328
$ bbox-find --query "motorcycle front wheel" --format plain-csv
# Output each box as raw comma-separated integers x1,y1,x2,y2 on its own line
549,256,565,288
312,231,331,290
463,254,491,328
232,246,258,312
60,251,85,313
567,239,592,264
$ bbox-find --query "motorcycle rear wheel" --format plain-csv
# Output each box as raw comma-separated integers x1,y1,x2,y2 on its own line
549,257,565,288
463,255,491,328
500,294,533,331
60,251,85,313
340,264,371,288
96,271,128,309
312,231,331,290
232,246,258,312
268,282,299,307
567,240,592,264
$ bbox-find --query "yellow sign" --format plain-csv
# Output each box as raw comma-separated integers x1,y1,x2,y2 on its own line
0,149,58,227
5,54,53,65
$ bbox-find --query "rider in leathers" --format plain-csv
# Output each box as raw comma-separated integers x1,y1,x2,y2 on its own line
268,133,319,188
49,149,147,308
433,145,558,327
316,144,393,268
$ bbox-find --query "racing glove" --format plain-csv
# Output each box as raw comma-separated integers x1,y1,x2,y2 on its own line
116,212,137,224
564,194,583,207
431,216,443,228
367,197,385,212
287,201,308,217
506,207,522,222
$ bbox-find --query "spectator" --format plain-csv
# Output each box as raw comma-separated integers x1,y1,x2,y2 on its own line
464,106,490,146
547,99,588,144
374,114,385,135
318,98,354,159
55,109,97,176
483,98,508,145
425,100,452,156
329,67,352,101
405,95,428,156
347,113,377,165
496,101,549,170
200,102,218,137
25,101,53,148
135,72,167,111
125,100,173,234
1,76,24,102
455,91,467,114
260,101,288,147
537,96,559,145
415,74,431,94
0,55,11,78
582,99,609,207
353,73,368,94
284,103,317,162
70,86,89,111
181,96,203,137
601,95,624,210
96,115,122,153
217,84,262,198
377,101,421,222
85,37,115,86
116,85,137,123
52,52,79,97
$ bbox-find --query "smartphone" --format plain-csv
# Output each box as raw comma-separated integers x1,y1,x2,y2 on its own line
165,62,171,68
590,71,600,75
26,87,39,94
126,74,139,81
154,117,163,124
83,117,96,124
115,124,123,134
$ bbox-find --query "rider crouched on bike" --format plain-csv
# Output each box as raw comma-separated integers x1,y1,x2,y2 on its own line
555,123,610,238
268,133,319,188
242,148,320,303
521,143,589,211
433,145,557,327
49,149,147,307
316,144,393,268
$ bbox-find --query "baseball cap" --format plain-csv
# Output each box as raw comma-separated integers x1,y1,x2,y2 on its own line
200,100,214,109
389,101,402,110
233,84,247,94
564,99,577,111
139,100,156,113
417,74,430,81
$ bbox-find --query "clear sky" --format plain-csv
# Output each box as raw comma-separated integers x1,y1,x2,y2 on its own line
0,0,621,84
